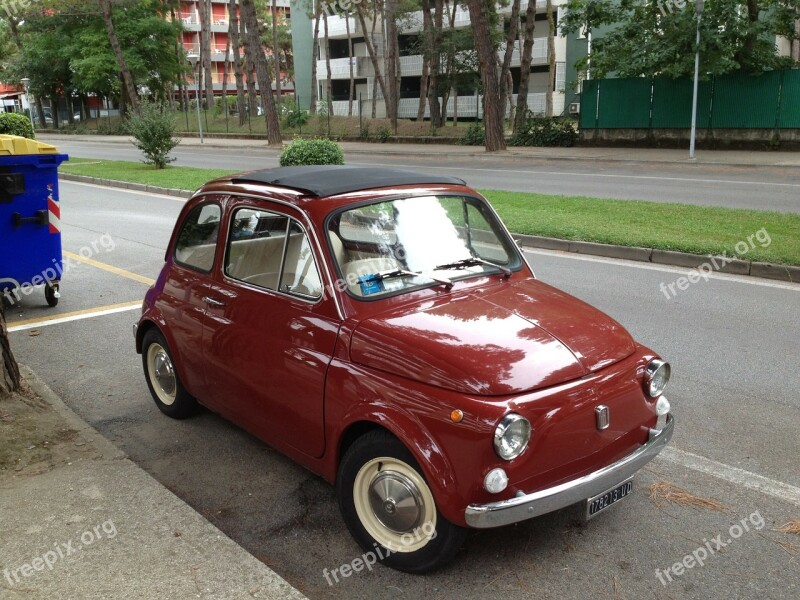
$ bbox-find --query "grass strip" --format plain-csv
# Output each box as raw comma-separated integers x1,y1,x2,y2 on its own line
60,158,800,265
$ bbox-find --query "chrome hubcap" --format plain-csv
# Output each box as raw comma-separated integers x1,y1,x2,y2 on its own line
369,470,423,533
151,347,176,396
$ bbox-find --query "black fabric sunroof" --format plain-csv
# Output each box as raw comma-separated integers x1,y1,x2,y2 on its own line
230,165,466,197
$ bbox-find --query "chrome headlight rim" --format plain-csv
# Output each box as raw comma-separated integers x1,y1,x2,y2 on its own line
493,413,532,461
644,359,671,398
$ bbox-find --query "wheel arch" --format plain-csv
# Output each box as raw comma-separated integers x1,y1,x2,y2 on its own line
335,413,464,525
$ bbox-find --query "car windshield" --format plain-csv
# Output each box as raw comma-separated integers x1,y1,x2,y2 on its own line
328,195,522,298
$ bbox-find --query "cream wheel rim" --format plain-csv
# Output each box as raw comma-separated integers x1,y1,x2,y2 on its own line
353,457,437,553
147,343,177,406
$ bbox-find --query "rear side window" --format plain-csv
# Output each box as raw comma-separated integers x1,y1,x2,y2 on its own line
225,207,322,300
174,203,221,272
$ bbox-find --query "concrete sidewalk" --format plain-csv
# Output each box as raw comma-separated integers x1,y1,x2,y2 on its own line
0,367,308,600
36,133,800,168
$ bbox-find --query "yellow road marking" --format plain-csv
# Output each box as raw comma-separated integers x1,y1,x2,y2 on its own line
63,251,155,285
7,301,142,332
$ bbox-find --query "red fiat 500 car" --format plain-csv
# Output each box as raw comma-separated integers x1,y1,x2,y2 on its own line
134,166,673,573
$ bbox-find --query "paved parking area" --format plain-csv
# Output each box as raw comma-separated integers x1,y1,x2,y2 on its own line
7,181,800,599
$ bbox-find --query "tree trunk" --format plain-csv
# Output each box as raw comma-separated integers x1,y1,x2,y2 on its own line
272,0,282,105
514,0,536,133
356,5,389,119
346,11,354,116
199,0,215,110
310,6,321,114
467,0,506,151
425,0,443,128
385,0,401,130
417,56,429,121
793,16,799,61
35,98,47,129
240,0,282,145
230,0,247,125
1,301,21,396
499,0,521,122
222,22,231,110
323,10,333,116
546,0,556,118
98,0,139,113
243,31,259,116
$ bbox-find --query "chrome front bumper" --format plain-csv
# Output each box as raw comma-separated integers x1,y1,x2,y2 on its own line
464,415,675,528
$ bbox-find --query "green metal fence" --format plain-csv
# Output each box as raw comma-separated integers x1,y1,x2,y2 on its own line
580,70,800,130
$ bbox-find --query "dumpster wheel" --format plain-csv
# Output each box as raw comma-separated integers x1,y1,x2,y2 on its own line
45,282,59,307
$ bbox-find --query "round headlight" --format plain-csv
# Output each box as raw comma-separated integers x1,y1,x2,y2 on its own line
644,359,671,398
493,413,531,461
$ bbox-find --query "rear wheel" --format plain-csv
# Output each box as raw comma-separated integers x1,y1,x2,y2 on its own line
337,430,466,574
142,329,197,419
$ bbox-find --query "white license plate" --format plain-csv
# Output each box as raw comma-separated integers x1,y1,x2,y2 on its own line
585,477,634,519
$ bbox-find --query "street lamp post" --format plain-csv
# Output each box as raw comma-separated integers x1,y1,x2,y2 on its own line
689,0,704,160
187,53,204,144
20,77,31,121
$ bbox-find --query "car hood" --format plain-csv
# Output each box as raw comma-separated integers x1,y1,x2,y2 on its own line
349,278,636,396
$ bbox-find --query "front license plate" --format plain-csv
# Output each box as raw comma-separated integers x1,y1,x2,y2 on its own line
585,477,634,519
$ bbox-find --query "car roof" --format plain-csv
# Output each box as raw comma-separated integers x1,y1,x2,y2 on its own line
229,165,466,198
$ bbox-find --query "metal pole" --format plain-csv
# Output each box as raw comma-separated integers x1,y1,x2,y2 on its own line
689,1,703,160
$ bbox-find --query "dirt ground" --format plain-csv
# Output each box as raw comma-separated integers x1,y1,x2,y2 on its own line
0,383,102,481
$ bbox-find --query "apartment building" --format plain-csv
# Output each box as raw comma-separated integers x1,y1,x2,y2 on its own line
292,1,577,119
177,0,292,95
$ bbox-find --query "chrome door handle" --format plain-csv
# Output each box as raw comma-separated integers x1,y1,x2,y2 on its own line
202,296,226,308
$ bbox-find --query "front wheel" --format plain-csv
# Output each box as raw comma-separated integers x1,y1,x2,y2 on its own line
44,282,59,307
337,430,466,574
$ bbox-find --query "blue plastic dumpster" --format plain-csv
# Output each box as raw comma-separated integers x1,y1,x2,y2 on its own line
0,135,69,307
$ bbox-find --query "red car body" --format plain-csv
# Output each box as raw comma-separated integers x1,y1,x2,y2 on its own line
135,166,673,570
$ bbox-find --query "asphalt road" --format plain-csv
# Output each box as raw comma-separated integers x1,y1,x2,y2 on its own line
7,181,800,599
43,137,800,213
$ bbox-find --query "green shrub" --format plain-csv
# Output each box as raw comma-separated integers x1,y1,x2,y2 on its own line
375,125,392,143
0,113,35,139
359,122,370,140
282,101,310,129
126,101,179,169
279,137,345,166
461,122,485,146
509,116,578,147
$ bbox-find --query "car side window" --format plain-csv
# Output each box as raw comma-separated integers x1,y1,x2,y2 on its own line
174,203,221,272
225,208,322,300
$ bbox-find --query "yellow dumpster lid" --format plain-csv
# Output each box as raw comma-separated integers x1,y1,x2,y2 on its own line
0,134,58,155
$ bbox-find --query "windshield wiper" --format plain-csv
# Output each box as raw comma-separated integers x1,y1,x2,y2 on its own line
434,256,512,278
362,268,454,290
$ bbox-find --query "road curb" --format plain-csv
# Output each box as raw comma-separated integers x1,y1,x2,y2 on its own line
60,174,799,284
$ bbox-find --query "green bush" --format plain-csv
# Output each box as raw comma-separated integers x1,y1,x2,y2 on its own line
282,101,310,129
460,122,485,146
509,116,578,147
0,113,36,139
126,101,180,169
375,125,392,143
279,138,345,167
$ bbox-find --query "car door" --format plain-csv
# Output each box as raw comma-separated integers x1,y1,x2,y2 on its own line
201,198,340,458
159,198,224,397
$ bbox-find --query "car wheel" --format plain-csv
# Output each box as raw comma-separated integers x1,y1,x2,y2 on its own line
337,430,466,574
142,329,197,419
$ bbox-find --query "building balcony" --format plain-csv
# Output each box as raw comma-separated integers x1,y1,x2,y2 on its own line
324,14,357,39
317,57,360,80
